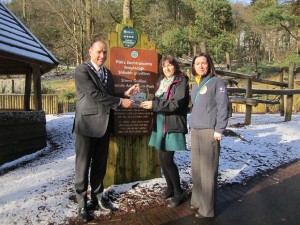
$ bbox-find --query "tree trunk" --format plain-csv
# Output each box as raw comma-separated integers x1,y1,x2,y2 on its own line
200,42,207,53
73,7,80,65
22,0,27,19
226,52,231,71
297,25,300,55
85,0,92,42
236,32,242,66
123,0,131,20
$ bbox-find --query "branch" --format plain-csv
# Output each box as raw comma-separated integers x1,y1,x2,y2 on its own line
280,23,298,40
110,12,121,24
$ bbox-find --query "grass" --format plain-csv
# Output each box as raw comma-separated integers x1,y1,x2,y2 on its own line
41,77,76,101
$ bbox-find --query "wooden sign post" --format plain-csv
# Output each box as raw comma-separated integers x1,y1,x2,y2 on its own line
103,18,161,187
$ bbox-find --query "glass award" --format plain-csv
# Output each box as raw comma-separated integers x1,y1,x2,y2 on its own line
130,87,149,106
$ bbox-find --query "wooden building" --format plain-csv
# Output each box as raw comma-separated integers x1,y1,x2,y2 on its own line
0,3,59,165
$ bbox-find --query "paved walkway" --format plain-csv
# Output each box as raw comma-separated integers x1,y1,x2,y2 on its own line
79,159,300,225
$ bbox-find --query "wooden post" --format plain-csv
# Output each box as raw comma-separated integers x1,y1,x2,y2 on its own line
279,70,284,116
104,17,160,187
24,68,32,111
285,62,295,121
32,64,42,110
245,78,252,124
11,80,15,93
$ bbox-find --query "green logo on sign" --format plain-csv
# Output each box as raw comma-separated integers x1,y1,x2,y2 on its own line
121,26,138,48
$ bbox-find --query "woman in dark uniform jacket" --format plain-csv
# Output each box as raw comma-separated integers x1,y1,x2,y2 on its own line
140,55,189,208
189,52,229,218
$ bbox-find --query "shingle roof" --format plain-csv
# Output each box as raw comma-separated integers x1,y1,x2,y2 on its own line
0,2,59,75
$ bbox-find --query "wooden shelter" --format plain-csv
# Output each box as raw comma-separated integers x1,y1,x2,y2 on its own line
0,3,59,165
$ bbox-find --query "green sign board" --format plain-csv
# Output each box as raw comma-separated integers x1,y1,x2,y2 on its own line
120,26,138,48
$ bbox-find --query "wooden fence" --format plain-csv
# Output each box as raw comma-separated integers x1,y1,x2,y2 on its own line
215,62,300,124
0,94,76,114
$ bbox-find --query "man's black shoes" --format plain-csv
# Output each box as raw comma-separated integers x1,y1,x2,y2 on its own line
86,201,99,211
87,199,112,212
78,198,113,222
78,208,93,222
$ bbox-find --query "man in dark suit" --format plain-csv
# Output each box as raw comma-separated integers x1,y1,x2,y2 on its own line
73,39,139,222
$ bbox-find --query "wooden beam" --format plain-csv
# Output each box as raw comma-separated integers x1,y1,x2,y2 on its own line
229,97,259,106
24,68,32,111
252,77,288,87
32,64,42,110
229,97,279,105
216,69,255,79
227,87,300,95
216,69,288,87
256,99,280,104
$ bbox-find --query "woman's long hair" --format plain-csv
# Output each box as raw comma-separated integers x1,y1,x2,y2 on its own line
157,55,181,82
155,55,183,91
191,52,216,77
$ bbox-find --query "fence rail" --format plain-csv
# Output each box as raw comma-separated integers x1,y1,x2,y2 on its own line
0,94,76,114
1,93,275,115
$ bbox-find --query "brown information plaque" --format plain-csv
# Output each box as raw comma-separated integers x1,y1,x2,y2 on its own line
110,47,158,135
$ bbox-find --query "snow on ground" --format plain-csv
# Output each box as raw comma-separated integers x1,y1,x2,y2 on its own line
0,113,300,224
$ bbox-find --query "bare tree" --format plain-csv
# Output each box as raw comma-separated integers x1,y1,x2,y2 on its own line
123,0,131,20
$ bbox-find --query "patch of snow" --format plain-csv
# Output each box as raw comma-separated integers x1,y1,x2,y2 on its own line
0,113,300,224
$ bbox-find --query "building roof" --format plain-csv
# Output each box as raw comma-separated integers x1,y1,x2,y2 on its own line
0,2,59,75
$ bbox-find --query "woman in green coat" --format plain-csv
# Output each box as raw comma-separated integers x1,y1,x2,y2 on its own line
140,55,189,207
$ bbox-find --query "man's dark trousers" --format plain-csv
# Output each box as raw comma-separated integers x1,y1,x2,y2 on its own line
74,130,110,209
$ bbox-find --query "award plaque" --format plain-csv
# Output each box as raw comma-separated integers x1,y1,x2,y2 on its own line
114,86,153,136
130,87,149,106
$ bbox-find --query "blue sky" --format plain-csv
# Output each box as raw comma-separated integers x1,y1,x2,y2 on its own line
230,0,251,4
